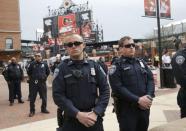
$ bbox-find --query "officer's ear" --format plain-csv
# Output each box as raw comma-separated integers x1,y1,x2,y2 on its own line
82,43,86,51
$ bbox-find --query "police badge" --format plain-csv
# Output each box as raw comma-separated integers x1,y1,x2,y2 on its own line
176,55,185,65
109,65,116,75
91,68,96,76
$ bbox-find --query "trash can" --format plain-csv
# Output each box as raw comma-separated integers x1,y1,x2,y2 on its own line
162,66,176,88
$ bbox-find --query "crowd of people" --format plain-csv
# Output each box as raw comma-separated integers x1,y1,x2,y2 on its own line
1,34,186,131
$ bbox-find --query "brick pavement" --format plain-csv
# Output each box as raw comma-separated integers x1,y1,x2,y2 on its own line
0,75,58,129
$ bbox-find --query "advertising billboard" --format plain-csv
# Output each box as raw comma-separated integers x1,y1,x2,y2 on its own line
77,10,96,43
144,0,156,17
58,13,79,36
43,17,55,38
160,0,171,18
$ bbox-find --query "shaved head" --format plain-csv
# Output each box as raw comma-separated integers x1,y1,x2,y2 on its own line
64,34,84,43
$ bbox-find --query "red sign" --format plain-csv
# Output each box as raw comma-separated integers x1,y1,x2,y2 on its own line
144,0,156,17
58,14,79,35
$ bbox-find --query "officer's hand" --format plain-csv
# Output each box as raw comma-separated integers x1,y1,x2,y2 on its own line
88,111,97,122
76,112,96,127
138,95,152,109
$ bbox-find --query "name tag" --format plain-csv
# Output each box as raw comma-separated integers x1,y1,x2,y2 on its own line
64,74,72,78
91,68,96,76
41,64,45,68
123,67,130,70
139,61,145,68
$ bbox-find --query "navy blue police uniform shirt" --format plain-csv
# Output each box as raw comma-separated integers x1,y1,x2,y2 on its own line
52,59,110,118
7,63,23,81
27,61,50,81
171,48,186,87
109,56,155,104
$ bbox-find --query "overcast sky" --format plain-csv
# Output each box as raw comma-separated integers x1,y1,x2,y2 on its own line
19,0,186,41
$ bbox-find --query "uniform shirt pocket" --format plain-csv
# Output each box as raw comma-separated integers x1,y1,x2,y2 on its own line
64,74,78,97
88,75,97,95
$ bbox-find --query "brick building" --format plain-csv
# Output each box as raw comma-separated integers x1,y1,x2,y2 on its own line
0,0,21,65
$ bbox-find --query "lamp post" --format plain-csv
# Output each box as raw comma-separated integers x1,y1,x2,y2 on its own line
156,0,163,88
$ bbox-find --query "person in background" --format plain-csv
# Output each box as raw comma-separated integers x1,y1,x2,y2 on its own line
109,36,155,131
2,60,13,102
162,50,171,67
51,55,61,74
97,57,108,75
171,43,186,118
7,57,24,106
111,48,120,64
153,54,159,67
27,53,50,117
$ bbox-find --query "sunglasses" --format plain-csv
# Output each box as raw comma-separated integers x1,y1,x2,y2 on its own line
64,41,83,48
123,43,135,48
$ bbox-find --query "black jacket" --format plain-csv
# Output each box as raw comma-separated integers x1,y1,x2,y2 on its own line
109,56,155,105
7,63,23,81
171,48,186,87
52,59,110,118
27,61,50,82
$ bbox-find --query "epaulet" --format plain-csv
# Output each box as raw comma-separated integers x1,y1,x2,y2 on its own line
63,58,69,63
58,58,69,67
112,58,120,65
87,59,96,64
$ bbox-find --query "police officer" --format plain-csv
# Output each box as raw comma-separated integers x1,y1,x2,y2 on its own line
52,34,110,131
109,36,155,131
27,53,50,117
2,60,11,102
7,57,24,106
171,43,186,118
51,55,61,74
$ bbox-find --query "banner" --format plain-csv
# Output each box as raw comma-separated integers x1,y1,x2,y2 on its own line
43,17,55,38
81,21,92,38
76,10,91,27
76,10,95,43
58,13,79,35
144,0,156,17
160,0,171,18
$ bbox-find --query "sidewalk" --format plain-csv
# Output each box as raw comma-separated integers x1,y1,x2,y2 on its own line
1,88,180,131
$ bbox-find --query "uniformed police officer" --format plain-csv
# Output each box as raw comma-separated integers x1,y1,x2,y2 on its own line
7,57,24,106
27,53,50,117
171,43,186,118
51,55,61,74
52,34,110,131
109,36,155,131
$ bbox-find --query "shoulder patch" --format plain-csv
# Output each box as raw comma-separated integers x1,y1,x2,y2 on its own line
176,55,185,65
53,68,59,79
109,65,116,75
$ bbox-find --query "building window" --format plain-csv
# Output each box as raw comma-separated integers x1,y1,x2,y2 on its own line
5,38,13,49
